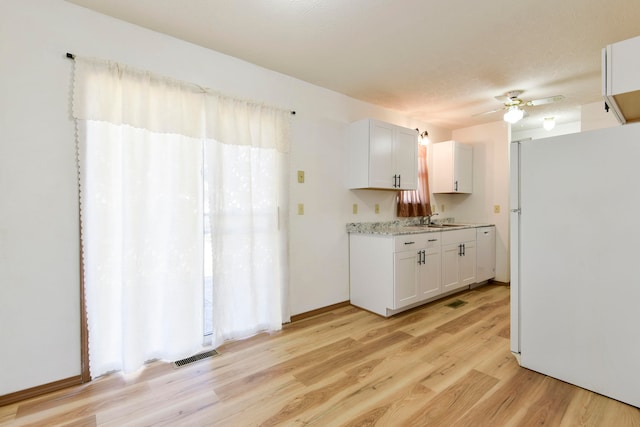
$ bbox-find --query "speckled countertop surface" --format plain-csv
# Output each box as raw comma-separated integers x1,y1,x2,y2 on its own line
346,219,494,236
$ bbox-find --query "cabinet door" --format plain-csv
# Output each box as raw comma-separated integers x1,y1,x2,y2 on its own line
432,141,454,193
394,250,420,308
441,242,461,292
454,143,473,193
476,227,496,282
420,247,441,299
459,240,476,286
394,126,418,190
369,120,395,189
432,141,473,193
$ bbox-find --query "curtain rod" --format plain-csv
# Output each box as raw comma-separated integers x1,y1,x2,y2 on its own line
65,52,296,115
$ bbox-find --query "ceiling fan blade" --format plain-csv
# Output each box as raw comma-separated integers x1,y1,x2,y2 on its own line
526,95,565,106
472,107,504,117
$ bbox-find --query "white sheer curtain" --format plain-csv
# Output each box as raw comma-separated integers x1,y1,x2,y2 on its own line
204,98,290,346
73,57,290,378
74,58,205,377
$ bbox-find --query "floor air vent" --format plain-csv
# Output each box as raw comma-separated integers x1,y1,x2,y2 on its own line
173,350,219,368
446,299,467,309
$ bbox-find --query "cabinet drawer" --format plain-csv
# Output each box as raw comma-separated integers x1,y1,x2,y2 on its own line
425,232,441,248
442,228,476,245
394,234,427,251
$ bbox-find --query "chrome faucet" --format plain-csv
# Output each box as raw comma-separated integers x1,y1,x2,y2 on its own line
420,212,439,226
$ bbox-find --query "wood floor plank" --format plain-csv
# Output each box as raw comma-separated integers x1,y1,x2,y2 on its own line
293,331,412,386
214,337,360,400
288,339,444,425
453,366,548,426
61,415,97,427
404,369,500,426
0,405,17,425
559,386,640,427
435,295,510,334
259,358,386,426
398,286,510,338
14,382,152,427
4,284,640,426
517,376,576,427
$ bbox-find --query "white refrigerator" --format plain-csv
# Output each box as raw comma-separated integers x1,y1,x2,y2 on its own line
510,122,640,408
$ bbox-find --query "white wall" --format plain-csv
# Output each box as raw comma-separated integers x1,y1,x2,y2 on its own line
0,0,450,395
429,121,510,282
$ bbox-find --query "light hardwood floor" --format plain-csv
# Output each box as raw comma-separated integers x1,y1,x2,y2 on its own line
2,284,639,426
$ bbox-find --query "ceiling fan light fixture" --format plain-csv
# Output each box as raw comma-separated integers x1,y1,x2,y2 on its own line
504,106,524,124
543,117,556,131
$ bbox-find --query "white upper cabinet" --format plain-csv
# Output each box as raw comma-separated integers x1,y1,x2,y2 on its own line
431,140,473,194
603,35,640,124
348,118,418,190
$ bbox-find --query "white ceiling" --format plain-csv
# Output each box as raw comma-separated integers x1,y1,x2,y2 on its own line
67,0,640,131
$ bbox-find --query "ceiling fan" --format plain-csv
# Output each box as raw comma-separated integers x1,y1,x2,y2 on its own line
476,90,565,124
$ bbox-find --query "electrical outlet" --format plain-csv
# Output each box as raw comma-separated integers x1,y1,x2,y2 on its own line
375,204,380,214
298,203,304,215
297,170,305,183
352,203,358,214
494,204,501,214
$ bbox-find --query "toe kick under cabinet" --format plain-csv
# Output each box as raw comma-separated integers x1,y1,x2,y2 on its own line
349,226,493,317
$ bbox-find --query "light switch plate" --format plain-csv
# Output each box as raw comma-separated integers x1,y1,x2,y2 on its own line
297,170,305,183
375,204,380,214
352,203,358,214
494,204,501,214
298,203,304,215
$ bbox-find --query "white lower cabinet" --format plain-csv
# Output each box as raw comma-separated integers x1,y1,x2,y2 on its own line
394,249,421,308
441,229,476,293
393,233,442,309
349,227,486,317
393,233,428,309
420,235,442,300
476,226,496,282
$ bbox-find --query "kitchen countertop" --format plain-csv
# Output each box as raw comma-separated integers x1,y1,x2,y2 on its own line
346,219,494,236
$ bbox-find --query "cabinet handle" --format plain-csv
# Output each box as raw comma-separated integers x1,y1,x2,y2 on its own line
398,174,401,188
428,239,437,242
404,241,415,245
393,174,398,188
462,243,466,256
422,250,426,264
455,180,458,191
417,250,425,265
458,244,462,256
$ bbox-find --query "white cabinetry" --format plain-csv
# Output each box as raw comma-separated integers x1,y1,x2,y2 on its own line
441,229,476,293
348,118,418,190
393,234,424,308
432,140,473,193
349,231,441,317
420,234,442,300
349,226,493,317
603,35,640,124
476,226,496,283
